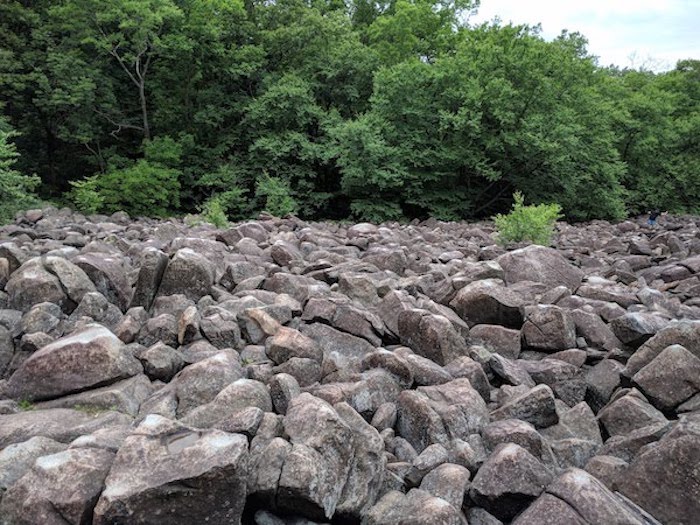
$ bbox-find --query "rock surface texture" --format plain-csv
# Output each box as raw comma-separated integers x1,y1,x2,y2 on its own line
2,207,699,524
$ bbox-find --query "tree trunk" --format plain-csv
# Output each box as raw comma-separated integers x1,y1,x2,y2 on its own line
139,81,150,141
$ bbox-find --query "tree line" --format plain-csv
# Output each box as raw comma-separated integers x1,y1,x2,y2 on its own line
1,0,698,223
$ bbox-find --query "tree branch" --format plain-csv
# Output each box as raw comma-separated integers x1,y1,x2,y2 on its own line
93,107,144,138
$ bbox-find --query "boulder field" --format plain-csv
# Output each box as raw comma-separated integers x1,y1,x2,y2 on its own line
1,207,699,524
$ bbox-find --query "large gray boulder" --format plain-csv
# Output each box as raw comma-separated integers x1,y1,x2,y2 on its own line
398,309,467,366
72,253,133,312
0,408,132,449
181,378,272,428
397,379,489,453
449,280,525,328
521,305,576,351
624,320,700,378
334,402,386,520
6,258,68,313
273,394,384,521
617,425,700,524
497,245,583,290
0,436,67,493
42,256,98,308
130,248,169,310
491,385,558,429
419,463,470,509
570,309,622,351
35,374,154,417
365,489,466,525
157,248,215,302
513,468,651,525
610,313,669,348
171,352,246,417
6,324,142,401
597,390,667,438
632,345,700,411
0,447,115,525
93,415,249,524
470,443,553,521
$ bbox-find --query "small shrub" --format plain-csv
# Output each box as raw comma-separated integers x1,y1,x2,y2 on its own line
199,195,229,228
18,399,34,411
94,160,181,217
256,174,298,217
494,191,562,246
68,175,104,214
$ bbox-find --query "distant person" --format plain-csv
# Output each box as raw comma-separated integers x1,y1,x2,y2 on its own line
647,210,667,226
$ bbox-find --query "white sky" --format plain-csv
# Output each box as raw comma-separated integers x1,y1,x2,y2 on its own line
469,0,700,71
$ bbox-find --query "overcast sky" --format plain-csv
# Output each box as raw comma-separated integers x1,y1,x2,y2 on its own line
469,0,700,71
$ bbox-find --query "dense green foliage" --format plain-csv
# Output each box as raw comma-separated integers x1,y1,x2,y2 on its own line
494,191,562,246
0,125,40,223
0,0,698,222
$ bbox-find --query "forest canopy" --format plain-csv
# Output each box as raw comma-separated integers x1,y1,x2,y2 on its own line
1,0,698,222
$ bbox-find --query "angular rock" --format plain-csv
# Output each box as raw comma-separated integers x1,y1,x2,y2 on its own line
397,379,489,453
482,419,545,459
365,489,466,525
624,320,700,378
35,374,154,417
598,391,667,436
398,309,467,366
266,327,322,365
6,324,142,401
334,402,386,520
301,323,375,379
0,436,67,493
584,455,629,491
157,248,215,302
519,358,580,388
42,255,98,307
610,312,669,348
171,352,245,417
130,247,169,310
181,378,272,428
585,359,624,413
138,342,185,382
470,443,553,521
522,305,576,351
0,447,115,524
269,373,301,415
632,344,700,411
137,313,178,347
600,422,672,462
470,324,521,359
490,354,535,388
200,308,242,349
512,467,652,524
0,407,132,450
93,415,249,524
6,258,68,313
395,348,452,386
570,309,622,351
72,253,132,312
491,385,558,429
274,395,361,519
443,356,490,401
67,291,123,331
405,443,449,486
449,280,524,329
497,245,583,290
419,463,470,509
